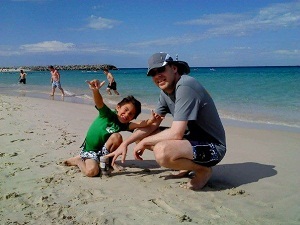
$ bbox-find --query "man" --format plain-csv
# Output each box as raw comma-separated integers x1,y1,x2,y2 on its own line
19,70,27,84
107,52,226,190
48,65,65,97
102,68,120,95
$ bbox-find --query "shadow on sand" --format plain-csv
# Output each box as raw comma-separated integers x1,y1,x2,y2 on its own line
207,162,277,191
111,160,277,191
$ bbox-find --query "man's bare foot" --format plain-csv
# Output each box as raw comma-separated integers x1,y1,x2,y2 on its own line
63,156,81,166
162,170,191,180
180,167,212,190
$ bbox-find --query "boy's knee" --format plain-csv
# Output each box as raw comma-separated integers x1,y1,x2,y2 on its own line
85,168,99,177
109,133,123,145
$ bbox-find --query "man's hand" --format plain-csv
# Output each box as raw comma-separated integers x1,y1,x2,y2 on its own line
105,143,128,166
133,141,147,160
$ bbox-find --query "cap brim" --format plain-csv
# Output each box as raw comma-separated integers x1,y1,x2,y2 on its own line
147,61,168,76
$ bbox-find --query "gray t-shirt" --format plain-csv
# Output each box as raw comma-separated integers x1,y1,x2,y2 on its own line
156,75,226,146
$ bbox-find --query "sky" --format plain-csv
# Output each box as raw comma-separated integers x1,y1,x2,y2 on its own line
0,0,299,68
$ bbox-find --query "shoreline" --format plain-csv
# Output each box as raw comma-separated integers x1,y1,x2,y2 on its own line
1,90,299,134
0,94,299,224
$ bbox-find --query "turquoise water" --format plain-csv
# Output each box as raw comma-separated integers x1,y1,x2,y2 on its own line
0,66,299,131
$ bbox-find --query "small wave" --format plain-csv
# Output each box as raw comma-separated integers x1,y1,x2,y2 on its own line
74,94,93,100
64,90,76,97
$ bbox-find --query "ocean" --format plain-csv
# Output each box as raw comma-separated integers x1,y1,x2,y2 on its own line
0,66,299,132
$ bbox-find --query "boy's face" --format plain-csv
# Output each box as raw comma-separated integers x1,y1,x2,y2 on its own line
116,102,136,123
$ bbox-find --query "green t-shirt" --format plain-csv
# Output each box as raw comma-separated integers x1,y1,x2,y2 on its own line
83,104,129,152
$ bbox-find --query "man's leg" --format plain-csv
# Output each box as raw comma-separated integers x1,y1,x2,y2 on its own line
106,88,112,95
153,140,212,190
51,87,55,96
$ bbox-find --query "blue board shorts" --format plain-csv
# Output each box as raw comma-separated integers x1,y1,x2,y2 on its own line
158,126,226,167
188,141,226,167
52,81,62,89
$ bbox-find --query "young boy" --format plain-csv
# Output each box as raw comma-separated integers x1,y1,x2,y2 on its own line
64,79,160,177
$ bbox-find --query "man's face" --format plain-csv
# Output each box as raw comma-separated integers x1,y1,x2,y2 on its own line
150,64,177,94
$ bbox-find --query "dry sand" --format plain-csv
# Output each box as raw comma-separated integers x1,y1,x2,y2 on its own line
0,94,299,225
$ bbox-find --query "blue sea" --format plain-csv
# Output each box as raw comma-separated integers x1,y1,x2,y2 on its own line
1,66,299,132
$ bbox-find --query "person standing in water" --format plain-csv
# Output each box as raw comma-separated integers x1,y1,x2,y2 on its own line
19,70,27,84
48,65,65,97
101,68,120,95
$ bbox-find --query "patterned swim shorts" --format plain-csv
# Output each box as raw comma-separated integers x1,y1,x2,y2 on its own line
80,145,110,163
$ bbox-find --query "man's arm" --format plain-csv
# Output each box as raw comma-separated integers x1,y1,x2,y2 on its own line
106,120,162,165
55,70,60,81
133,120,188,160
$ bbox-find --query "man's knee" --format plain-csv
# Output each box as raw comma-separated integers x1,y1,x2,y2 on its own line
153,142,169,166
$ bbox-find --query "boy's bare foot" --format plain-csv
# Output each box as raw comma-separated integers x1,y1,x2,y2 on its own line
63,156,81,166
180,167,212,190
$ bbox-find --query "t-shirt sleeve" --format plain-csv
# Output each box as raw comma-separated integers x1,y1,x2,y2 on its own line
173,84,202,121
96,104,114,118
155,92,170,115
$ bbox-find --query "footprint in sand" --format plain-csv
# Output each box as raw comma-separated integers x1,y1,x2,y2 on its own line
0,133,13,136
5,192,20,199
149,198,192,222
10,138,30,143
227,188,247,196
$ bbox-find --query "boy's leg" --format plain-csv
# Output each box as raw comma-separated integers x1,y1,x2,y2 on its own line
105,133,124,171
63,155,99,177
80,159,99,177
63,155,81,166
105,133,123,152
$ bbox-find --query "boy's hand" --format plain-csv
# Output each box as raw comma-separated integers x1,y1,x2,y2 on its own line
86,80,105,90
149,110,164,124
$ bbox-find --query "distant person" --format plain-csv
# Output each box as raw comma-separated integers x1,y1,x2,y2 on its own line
101,68,119,95
48,65,65,96
63,79,161,177
19,70,27,84
107,52,226,190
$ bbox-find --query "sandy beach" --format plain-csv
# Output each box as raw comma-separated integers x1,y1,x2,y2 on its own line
0,94,299,225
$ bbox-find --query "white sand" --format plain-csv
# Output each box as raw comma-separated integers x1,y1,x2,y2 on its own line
0,95,299,224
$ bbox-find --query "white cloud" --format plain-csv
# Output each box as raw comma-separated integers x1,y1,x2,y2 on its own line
180,2,300,37
87,15,121,30
274,49,300,55
20,41,75,53
136,2,300,48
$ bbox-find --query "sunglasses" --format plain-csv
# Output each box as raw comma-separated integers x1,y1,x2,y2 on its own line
149,65,167,77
